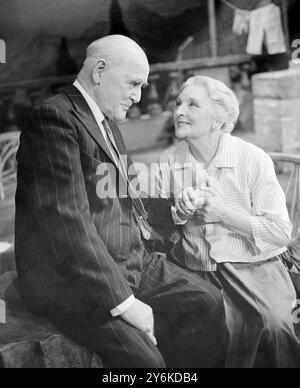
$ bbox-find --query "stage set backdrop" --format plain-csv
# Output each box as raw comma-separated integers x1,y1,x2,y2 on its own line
0,0,299,83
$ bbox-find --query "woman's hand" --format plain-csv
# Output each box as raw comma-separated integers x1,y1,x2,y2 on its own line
196,177,226,224
196,176,253,237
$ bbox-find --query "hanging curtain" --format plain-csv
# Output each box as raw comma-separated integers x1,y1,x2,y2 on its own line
226,0,287,55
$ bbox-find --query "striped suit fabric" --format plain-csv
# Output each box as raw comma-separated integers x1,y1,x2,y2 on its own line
15,85,227,367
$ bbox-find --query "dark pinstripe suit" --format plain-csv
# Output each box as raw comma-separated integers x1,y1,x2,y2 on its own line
15,85,228,368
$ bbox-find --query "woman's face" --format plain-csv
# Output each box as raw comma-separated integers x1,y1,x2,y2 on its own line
174,85,216,140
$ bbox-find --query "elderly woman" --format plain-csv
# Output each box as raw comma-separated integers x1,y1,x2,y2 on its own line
157,76,300,368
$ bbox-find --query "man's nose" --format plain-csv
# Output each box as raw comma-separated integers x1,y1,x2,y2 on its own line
131,88,142,104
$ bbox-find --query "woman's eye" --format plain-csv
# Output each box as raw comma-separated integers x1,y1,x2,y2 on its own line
176,100,182,107
190,102,199,108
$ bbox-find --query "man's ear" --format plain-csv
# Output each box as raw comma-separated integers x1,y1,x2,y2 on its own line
92,60,106,85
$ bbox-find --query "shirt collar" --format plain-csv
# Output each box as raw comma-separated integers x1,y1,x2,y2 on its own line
176,133,237,169
213,133,237,168
73,79,104,123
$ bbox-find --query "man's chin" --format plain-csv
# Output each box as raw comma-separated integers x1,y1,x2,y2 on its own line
113,111,127,122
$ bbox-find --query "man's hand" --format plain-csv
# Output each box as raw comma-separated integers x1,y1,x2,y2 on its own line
175,187,198,221
120,298,157,346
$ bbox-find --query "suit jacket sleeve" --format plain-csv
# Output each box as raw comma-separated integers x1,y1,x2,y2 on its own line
18,103,133,313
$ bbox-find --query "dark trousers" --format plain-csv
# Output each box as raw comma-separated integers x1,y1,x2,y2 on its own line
53,252,228,368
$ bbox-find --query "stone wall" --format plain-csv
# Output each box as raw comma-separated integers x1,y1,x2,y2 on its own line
252,66,300,153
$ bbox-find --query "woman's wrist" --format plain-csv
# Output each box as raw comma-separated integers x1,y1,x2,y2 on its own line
220,207,230,226
219,207,252,238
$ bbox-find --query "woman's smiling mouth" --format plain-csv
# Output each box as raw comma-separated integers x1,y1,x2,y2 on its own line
177,121,191,126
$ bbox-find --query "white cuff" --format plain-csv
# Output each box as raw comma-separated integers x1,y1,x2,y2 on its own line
110,295,135,317
171,206,188,225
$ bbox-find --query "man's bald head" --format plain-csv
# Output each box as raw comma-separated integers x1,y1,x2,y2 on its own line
83,35,148,71
77,35,150,122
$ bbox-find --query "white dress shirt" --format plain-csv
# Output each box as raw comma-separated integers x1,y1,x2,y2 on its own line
158,133,292,271
73,80,135,316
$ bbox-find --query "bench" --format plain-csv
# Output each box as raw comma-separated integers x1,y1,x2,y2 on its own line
0,271,104,368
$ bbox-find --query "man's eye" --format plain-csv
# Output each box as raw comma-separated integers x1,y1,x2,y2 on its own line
190,102,199,108
176,100,182,106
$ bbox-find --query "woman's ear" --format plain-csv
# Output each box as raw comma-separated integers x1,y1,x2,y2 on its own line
92,60,106,85
212,121,224,132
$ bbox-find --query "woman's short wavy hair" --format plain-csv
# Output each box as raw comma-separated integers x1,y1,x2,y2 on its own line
179,76,240,133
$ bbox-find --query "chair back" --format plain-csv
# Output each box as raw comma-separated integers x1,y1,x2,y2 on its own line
269,152,300,239
0,132,20,200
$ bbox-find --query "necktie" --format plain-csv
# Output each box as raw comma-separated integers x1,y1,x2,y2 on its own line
102,119,152,240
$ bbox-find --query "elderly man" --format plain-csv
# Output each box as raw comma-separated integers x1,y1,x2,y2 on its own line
15,35,227,368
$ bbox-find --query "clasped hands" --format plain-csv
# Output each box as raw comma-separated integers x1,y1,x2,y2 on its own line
175,176,226,224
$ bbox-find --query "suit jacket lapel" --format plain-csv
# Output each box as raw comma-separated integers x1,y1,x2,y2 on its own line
63,85,140,198
108,119,135,168
63,86,152,235
63,85,116,167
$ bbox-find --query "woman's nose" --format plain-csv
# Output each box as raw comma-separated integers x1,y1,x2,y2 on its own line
175,105,185,117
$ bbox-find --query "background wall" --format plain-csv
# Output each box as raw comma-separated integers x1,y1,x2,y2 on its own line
0,0,298,83
0,0,110,38
0,0,208,82
0,0,205,39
